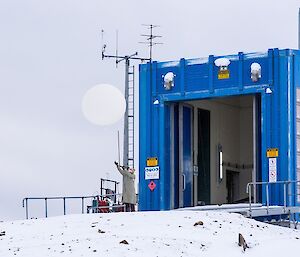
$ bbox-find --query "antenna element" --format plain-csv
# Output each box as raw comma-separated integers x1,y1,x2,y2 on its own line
139,24,163,61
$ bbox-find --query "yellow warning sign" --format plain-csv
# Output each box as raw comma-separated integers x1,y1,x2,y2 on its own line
267,148,279,158
218,70,230,80
147,157,158,167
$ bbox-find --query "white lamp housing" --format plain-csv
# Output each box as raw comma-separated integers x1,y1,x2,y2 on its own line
250,63,262,82
215,58,231,72
163,72,175,90
214,57,231,67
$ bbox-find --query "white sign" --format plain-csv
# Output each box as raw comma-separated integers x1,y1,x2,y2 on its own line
145,166,160,180
269,158,277,182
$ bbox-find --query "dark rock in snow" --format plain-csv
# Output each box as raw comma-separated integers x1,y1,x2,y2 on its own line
120,240,129,245
238,233,249,251
193,221,204,226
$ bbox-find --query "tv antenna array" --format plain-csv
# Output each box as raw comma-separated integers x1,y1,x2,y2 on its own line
139,24,163,61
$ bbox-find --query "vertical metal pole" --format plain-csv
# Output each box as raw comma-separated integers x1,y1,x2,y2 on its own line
117,131,120,165
25,198,28,220
114,182,117,204
283,183,287,212
123,58,129,168
298,8,300,49
81,197,84,214
45,198,48,218
63,198,66,215
100,179,103,199
116,30,119,68
131,65,135,169
248,185,252,217
150,25,153,61
266,184,269,214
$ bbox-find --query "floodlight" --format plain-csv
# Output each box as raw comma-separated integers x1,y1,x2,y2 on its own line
163,72,175,90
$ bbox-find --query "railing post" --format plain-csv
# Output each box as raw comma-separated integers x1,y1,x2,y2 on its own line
45,198,48,218
283,182,287,212
63,197,66,215
287,181,291,207
248,184,252,217
26,198,28,220
81,197,84,214
114,183,117,204
100,179,103,200
253,183,257,204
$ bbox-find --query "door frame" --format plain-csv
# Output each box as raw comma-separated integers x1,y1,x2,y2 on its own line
196,107,211,205
178,103,194,208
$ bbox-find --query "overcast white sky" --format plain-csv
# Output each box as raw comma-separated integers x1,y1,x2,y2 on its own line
0,0,299,221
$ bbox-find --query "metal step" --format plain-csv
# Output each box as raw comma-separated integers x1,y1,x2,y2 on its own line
124,64,135,168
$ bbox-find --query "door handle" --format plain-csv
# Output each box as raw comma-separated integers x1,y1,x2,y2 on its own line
182,174,186,191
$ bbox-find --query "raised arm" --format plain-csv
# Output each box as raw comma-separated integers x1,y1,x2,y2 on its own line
114,162,135,179
115,161,125,176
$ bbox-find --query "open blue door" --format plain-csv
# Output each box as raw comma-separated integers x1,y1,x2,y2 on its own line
179,104,193,207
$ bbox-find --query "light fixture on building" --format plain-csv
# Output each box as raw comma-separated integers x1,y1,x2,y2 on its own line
250,63,262,82
214,58,231,80
163,72,175,90
214,57,231,68
218,144,223,183
265,87,272,94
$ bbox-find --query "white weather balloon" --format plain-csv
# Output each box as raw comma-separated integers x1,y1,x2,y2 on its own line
82,84,126,126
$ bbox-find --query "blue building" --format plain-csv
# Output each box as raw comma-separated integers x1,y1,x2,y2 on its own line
139,49,300,211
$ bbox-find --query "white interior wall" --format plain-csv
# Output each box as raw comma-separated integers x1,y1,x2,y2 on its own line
188,95,253,204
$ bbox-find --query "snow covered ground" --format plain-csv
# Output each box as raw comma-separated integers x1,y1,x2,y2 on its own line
0,210,299,257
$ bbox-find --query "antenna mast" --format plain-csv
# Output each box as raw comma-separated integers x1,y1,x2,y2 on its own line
140,24,163,61
101,30,150,169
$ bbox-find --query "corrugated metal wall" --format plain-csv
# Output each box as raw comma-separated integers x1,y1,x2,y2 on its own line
296,89,300,202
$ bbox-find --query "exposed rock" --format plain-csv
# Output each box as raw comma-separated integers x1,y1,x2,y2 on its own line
120,240,129,245
193,221,204,226
238,233,249,251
